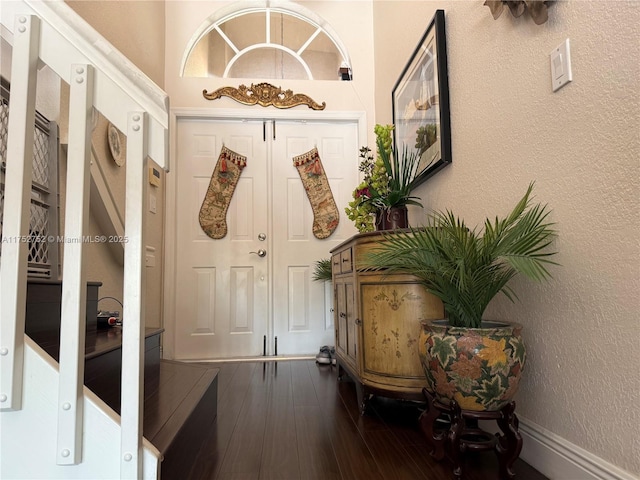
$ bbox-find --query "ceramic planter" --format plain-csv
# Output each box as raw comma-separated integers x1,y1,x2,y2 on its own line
418,319,526,412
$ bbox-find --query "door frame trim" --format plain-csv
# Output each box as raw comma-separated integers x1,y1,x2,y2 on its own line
162,108,367,359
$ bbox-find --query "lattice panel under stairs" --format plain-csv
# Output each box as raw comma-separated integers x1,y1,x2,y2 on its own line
0,103,7,164
32,124,50,188
0,93,57,278
0,184,4,248
1,102,8,255
28,200,51,277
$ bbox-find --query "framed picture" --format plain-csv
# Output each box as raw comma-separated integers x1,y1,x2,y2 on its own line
392,9,451,188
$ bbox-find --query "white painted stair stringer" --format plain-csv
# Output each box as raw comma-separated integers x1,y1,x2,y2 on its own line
0,336,161,480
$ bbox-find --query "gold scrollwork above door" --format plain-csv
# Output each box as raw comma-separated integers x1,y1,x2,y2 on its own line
202,82,326,110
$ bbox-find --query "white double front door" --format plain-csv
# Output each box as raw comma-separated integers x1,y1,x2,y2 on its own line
173,117,359,359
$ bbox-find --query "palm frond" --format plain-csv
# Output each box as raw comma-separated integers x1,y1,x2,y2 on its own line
362,183,559,328
312,258,333,282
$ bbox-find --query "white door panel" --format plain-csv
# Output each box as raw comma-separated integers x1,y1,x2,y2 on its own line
271,121,359,354
174,118,358,359
175,119,268,359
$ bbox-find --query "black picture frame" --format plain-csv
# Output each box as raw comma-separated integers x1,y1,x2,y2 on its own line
392,9,451,188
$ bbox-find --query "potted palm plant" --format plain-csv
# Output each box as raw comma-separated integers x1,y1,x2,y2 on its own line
364,182,558,411
345,124,424,232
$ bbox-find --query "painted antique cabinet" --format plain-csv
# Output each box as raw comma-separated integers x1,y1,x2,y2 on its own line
330,231,444,414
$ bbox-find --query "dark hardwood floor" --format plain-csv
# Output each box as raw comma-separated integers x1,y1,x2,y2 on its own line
181,359,548,480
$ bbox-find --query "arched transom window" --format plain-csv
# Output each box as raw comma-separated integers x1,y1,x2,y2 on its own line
182,5,352,81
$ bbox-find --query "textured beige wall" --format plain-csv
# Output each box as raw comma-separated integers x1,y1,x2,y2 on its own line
374,0,639,474
65,0,166,87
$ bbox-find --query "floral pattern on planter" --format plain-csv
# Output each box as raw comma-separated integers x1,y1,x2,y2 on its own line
418,319,526,412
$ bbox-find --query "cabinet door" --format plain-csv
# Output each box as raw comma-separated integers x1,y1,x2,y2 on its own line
334,278,357,369
345,281,357,365
335,279,348,359
360,275,444,381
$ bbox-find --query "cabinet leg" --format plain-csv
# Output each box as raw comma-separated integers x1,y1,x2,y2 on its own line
354,381,372,416
337,360,346,381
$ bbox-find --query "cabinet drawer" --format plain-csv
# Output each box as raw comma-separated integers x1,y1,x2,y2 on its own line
340,248,353,273
332,254,342,275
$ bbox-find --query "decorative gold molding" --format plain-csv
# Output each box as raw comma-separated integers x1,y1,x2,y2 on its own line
203,82,326,110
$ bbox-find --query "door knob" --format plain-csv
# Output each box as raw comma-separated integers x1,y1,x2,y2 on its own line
250,249,267,257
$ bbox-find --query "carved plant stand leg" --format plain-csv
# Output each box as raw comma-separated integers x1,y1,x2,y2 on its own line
447,400,465,480
495,401,523,480
418,388,447,460
419,395,523,479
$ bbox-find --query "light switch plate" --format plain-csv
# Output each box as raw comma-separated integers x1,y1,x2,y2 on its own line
145,246,156,267
149,192,157,214
550,39,572,92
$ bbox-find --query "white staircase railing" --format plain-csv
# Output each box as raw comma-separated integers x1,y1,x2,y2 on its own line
0,1,169,478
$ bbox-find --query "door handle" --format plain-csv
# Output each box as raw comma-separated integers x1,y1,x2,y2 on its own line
250,249,267,257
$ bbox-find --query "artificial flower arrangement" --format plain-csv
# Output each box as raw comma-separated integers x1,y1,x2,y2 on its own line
345,124,422,232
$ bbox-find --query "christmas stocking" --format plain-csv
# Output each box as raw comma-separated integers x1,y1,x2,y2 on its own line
293,147,340,239
199,146,247,239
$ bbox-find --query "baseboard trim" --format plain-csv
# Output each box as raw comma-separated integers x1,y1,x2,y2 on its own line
519,417,638,480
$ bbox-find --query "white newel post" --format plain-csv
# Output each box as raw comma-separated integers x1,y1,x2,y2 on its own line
120,112,148,479
0,14,40,412
56,64,94,465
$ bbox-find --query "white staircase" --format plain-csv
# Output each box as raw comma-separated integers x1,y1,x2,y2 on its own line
1,337,162,479
0,1,169,478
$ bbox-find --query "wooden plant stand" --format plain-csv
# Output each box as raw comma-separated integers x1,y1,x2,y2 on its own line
418,388,523,479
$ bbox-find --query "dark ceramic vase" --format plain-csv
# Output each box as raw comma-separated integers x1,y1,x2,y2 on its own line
375,206,409,230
